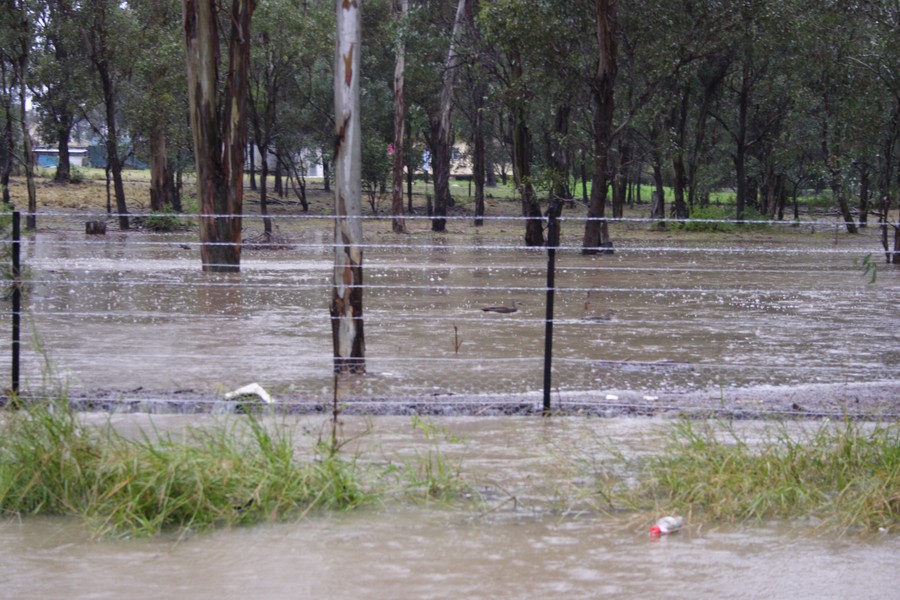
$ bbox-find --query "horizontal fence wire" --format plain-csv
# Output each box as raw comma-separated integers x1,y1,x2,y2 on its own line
4,209,899,416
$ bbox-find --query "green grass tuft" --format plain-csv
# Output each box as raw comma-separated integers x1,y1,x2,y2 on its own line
0,400,367,537
625,420,900,532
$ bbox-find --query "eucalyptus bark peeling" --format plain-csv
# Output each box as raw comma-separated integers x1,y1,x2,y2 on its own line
332,0,365,373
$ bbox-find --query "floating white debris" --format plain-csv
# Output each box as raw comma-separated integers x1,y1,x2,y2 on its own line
643,395,659,401
224,383,274,404
605,394,619,401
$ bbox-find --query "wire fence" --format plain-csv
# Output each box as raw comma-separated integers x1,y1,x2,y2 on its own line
2,209,899,418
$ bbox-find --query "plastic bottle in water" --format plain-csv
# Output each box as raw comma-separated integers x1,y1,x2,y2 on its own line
650,515,684,536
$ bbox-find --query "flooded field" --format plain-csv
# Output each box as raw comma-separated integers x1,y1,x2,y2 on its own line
1,415,898,599
5,222,897,414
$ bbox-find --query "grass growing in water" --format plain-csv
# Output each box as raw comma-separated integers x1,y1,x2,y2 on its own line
627,420,900,532
0,400,366,537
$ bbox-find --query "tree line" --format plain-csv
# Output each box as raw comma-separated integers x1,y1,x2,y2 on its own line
1,0,898,264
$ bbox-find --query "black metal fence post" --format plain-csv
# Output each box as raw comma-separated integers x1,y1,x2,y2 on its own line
543,200,562,415
11,210,21,399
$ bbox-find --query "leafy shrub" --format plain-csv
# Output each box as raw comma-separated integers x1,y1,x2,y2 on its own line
143,209,181,232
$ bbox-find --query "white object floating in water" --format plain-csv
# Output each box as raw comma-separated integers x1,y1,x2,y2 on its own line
605,394,619,401
643,395,659,401
224,383,274,404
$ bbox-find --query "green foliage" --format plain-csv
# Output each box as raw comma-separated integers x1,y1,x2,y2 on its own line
361,135,391,212
679,205,739,232
142,208,181,232
0,400,367,537
677,205,770,232
861,253,877,284
625,420,900,532
396,415,468,501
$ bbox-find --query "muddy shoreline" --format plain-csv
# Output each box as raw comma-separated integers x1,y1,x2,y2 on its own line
12,380,892,418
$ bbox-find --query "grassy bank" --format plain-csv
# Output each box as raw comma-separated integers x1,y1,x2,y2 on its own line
0,400,367,537
619,420,900,533
0,398,473,538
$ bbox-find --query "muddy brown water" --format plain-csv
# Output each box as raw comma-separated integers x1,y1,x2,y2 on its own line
6,226,898,414
1,415,898,599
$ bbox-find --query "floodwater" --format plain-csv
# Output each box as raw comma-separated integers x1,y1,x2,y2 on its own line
6,223,898,410
1,416,898,599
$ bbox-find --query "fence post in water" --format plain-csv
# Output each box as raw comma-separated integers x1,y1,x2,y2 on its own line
543,200,562,416
11,210,21,401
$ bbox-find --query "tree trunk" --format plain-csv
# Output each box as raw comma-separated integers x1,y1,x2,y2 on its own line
273,156,283,197
688,52,730,210
258,145,272,239
506,46,543,247
55,127,71,183
472,88,486,226
671,86,689,220
512,102,543,246
1,86,12,205
86,0,129,230
651,152,665,221
858,163,869,228
406,120,414,212
582,0,617,254
331,0,365,373
548,103,571,202
430,0,468,232
390,0,407,233
15,25,37,229
611,141,626,218
831,171,858,234
149,128,172,211
182,0,254,271
734,51,750,223
249,144,257,190
101,72,129,230
878,104,898,262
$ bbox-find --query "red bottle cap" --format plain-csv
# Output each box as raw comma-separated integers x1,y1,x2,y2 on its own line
649,526,662,536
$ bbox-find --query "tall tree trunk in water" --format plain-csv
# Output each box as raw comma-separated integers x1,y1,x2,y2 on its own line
13,3,37,229
464,0,486,226
258,146,272,239
331,0,365,373
820,100,857,234
857,163,869,228
688,51,730,210
430,0,468,232
149,128,172,211
512,99,543,246
611,140,627,218
183,0,254,271
582,0,617,253
508,48,543,247
86,0,129,230
671,86,689,219
650,149,665,221
877,104,898,262
390,0,407,233
472,88,486,226
734,45,750,223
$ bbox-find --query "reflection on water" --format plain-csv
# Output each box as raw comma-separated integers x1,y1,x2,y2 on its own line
4,230,899,403
1,416,897,599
